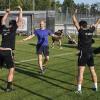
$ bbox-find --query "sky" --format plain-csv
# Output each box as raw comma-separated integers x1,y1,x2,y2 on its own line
59,0,100,4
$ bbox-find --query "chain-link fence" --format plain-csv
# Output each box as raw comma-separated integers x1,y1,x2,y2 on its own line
55,8,100,35
0,8,100,35
33,11,55,32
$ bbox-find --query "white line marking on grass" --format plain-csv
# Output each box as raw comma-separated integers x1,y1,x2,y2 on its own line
15,52,73,64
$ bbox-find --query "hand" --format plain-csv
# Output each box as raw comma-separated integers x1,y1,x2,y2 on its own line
75,9,78,14
17,6,22,10
17,6,21,9
6,8,10,13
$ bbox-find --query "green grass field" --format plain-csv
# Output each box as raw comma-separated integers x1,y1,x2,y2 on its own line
0,36,100,100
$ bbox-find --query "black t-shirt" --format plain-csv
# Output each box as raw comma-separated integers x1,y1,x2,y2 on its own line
0,25,18,50
78,26,95,50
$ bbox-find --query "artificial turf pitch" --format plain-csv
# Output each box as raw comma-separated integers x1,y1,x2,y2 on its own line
0,36,100,100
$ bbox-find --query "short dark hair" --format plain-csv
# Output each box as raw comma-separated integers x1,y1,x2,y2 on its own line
79,20,87,28
9,20,17,27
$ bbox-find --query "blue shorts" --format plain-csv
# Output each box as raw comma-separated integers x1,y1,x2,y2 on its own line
36,45,49,56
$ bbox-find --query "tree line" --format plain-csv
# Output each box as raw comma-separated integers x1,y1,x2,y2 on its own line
0,0,99,14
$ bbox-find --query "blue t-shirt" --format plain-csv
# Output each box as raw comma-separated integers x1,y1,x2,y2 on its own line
34,29,52,46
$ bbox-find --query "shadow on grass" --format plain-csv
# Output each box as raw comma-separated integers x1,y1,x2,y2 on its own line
16,63,39,73
15,66,74,91
0,79,53,100
16,61,94,85
15,66,95,91
15,58,99,92
16,62,76,86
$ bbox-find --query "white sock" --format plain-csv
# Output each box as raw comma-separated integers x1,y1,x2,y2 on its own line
77,84,82,91
40,66,43,71
93,83,98,89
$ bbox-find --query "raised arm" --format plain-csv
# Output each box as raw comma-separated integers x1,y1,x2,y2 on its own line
2,9,10,25
16,6,23,27
94,18,100,28
72,9,80,31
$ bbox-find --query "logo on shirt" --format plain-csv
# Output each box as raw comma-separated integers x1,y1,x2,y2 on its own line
3,29,10,36
85,33,92,36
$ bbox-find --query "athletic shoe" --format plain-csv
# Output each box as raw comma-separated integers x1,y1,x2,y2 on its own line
5,88,15,92
75,90,82,94
39,66,47,75
43,66,46,72
39,69,45,75
92,88,98,92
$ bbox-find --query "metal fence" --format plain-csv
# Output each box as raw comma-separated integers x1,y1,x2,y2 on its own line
33,11,55,32
55,9,100,34
0,9,100,35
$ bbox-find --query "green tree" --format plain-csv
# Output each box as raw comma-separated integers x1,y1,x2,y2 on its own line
62,0,75,13
0,0,8,10
55,1,62,11
0,0,61,11
35,0,51,10
10,0,33,10
76,3,89,14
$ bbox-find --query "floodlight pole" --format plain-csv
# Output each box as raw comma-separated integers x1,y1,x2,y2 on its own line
33,0,35,11
9,0,10,8
32,0,35,35
88,5,91,24
54,1,56,14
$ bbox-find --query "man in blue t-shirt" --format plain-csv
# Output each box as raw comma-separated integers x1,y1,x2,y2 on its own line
23,20,57,74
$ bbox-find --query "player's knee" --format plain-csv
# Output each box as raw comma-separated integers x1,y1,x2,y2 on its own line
9,67,15,74
45,56,49,61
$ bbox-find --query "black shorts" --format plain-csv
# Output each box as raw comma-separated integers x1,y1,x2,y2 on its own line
36,45,49,56
78,49,94,67
0,50,15,69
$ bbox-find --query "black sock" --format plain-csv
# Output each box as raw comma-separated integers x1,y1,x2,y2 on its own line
7,82,12,89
